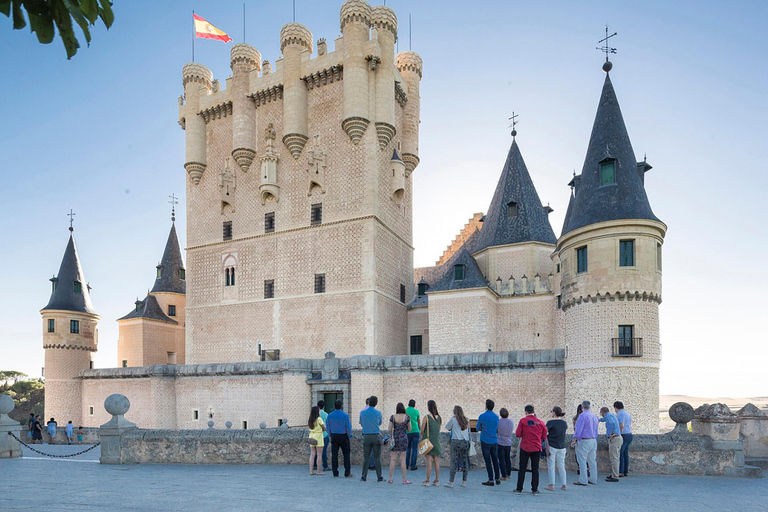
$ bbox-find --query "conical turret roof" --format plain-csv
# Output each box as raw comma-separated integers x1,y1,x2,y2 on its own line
561,73,660,235
475,140,557,251
42,233,97,315
151,223,186,294
429,245,489,292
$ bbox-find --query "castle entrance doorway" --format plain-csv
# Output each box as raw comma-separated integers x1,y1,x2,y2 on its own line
323,393,342,413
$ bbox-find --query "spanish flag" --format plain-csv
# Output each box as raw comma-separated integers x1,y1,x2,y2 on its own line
194,13,232,43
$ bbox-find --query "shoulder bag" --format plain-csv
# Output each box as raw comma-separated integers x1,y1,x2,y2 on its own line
418,416,433,455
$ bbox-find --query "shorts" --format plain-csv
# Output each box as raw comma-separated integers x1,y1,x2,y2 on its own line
77,435,83,442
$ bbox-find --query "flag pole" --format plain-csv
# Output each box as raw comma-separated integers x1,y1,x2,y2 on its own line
243,3,246,43
192,10,195,62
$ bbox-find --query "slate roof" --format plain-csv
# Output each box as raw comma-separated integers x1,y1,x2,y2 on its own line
561,73,661,235
429,245,490,293
407,279,429,308
474,140,557,251
118,294,177,324
42,233,97,315
151,223,186,294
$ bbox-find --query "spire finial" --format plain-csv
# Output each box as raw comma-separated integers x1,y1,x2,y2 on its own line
596,24,617,72
508,111,519,138
168,193,178,222
67,209,76,232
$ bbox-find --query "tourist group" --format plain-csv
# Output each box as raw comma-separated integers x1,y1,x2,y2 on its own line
25,414,84,445
306,397,633,494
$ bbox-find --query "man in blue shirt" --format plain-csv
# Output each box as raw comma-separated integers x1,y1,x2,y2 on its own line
359,395,383,482
326,399,353,478
476,399,501,486
599,407,624,482
614,401,633,477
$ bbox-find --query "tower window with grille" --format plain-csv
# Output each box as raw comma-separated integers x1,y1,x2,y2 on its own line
507,201,518,217
70,320,79,334
73,281,82,294
400,284,406,303
223,221,233,241
454,264,465,281
410,335,423,355
576,246,588,274
600,160,616,186
619,240,635,267
265,212,275,233
168,305,176,317
314,273,326,293
311,204,323,225
264,279,274,299
47,319,55,333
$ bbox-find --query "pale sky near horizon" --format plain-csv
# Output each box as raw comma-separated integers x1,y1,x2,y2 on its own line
0,1,766,397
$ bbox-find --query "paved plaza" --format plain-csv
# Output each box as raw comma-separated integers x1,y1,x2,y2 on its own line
2,444,765,511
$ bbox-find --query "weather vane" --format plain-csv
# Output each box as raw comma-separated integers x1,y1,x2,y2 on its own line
168,193,178,222
67,209,76,232
597,24,617,72
508,111,519,138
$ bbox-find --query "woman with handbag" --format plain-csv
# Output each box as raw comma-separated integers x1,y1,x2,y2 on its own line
308,406,326,475
443,405,470,488
387,403,412,484
419,400,442,486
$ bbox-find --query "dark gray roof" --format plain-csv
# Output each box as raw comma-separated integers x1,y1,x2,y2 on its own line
429,246,490,293
561,190,575,235
391,149,402,161
561,73,661,235
118,294,177,323
407,279,429,308
42,233,97,315
474,140,557,251
151,223,186,294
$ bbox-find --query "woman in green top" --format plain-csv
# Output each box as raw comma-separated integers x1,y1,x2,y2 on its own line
420,400,442,486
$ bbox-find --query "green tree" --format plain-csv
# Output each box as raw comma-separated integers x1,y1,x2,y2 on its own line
0,0,114,59
5,378,45,423
0,370,28,389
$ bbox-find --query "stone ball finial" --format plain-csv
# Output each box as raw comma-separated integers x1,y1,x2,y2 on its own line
602,60,613,73
669,402,695,425
370,5,397,37
230,43,262,71
0,394,15,415
182,62,213,90
104,394,130,416
207,420,214,428
225,421,233,429
280,23,313,53
259,422,267,429
340,0,372,31
396,51,423,79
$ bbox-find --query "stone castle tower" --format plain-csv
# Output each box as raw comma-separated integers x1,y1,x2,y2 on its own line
117,219,186,367
553,66,666,433
178,1,422,363
40,226,99,425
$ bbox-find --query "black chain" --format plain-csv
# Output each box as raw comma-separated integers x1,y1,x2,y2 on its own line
8,431,100,458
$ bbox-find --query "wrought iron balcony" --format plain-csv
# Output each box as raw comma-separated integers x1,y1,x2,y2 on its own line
611,338,642,357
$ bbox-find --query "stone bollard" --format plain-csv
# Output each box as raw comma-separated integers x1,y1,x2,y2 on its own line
737,403,768,458
225,421,232,429
99,394,137,464
668,402,695,436
693,403,740,441
0,394,22,458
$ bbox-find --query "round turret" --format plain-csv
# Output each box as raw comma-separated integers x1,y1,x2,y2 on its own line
182,62,213,90
230,43,262,72
340,0,372,31
280,23,313,53
396,51,423,79
370,5,397,37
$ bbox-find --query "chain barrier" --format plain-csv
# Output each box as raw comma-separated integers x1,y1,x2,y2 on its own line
8,431,100,458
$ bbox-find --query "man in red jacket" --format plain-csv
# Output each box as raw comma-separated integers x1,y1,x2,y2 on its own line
513,405,548,495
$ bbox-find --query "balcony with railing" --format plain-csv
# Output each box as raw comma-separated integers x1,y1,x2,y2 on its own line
611,338,642,357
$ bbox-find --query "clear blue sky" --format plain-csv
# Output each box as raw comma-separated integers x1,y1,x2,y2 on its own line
1,1,766,397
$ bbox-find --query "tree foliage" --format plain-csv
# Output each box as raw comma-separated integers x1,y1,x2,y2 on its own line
0,0,114,59
1,374,45,423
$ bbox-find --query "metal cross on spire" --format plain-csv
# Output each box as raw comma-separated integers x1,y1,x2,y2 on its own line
67,209,76,232
508,111,519,138
597,24,617,72
168,194,178,222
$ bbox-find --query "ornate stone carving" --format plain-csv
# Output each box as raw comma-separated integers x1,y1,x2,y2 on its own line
402,153,420,176
395,51,423,78
230,43,262,70
375,122,396,149
341,117,369,145
395,81,407,107
182,62,213,89
370,5,397,36
282,133,309,160
301,65,343,90
185,161,206,185
219,157,236,212
260,124,280,204
249,85,283,108
317,38,327,56
340,0,372,31
232,148,256,173
307,135,328,196
280,22,313,53
199,101,233,123
366,54,381,70
262,60,272,74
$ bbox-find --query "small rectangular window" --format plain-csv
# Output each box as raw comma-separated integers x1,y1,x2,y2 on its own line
619,240,635,267
557,295,562,309
576,246,588,274
600,160,616,185
265,212,275,234
89,406,94,416
242,420,248,430
179,268,186,280
410,335,423,355
314,273,326,293
193,410,199,420
507,201,518,217
167,352,176,364
47,319,55,333
311,204,323,225
223,221,233,241
70,320,80,334
89,360,94,369
122,360,128,368
168,305,176,317
400,284,406,303
657,243,662,271
556,263,560,274
73,281,82,294
615,325,637,356
454,264,465,281
264,279,275,299
156,267,162,279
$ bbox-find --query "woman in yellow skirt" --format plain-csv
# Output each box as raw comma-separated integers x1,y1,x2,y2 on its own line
308,406,326,475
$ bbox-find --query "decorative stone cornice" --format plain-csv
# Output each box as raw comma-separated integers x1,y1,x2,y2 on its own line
561,290,662,311
375,122,396,149
232,148,256,173
199,101,233,123
395,82,407,107
302,65,343,89
341,117,370,145
185,162,206,185
340,0,372,31
402,153,419,175
230,43,262,71
280,22,313,53
282,133,309,160
248,85,283,108
370,5,397,36
182,62,213,89
395,51,423,79
43,343,97,352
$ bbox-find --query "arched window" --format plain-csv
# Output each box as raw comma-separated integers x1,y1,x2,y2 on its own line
223,254,237,287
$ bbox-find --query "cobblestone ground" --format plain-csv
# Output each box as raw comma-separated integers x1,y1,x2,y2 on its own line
2,444,765,511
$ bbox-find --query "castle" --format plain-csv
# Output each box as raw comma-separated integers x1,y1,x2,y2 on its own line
40,1,665,433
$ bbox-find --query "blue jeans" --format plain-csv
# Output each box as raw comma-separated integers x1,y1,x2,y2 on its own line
322,438,329,469
406,432,420,468
481,441,500,482
620,433,633,475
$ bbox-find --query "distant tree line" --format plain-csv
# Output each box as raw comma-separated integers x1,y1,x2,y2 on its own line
1,371,44,422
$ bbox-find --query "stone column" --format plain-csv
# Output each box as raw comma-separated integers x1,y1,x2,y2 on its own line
0,395,22,458
99,394,137,465
737,403,768,458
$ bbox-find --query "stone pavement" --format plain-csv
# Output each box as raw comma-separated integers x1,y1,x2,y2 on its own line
2,444,765,511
